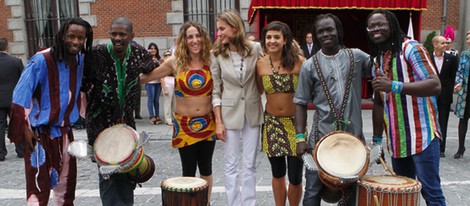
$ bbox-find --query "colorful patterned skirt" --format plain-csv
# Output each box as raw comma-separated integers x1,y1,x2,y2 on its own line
262,112,297,157
172,112,216,148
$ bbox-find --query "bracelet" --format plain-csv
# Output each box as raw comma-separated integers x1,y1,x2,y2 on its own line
391,81,403,93
296,133,305,141
372,135,383,145
296,138,306,143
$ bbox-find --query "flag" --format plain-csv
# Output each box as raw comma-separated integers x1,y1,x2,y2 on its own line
407,13,414,39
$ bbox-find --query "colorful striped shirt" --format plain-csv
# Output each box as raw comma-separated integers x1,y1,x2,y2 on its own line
373,39,441,158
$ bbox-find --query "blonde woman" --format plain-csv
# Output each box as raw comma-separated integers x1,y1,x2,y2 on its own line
141,21,216,201
211,10,264,206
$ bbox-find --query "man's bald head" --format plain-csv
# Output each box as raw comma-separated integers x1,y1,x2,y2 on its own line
110,16,133,32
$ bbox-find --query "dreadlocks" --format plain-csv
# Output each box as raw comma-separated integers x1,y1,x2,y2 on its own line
51,17,93,64
366,10,404,59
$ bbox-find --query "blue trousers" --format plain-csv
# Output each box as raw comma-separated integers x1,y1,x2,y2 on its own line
391,138,446,206
144,83,161,118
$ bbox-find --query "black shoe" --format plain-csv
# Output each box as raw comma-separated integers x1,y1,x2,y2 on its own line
440,152,445,158
454,148,465,159
135,115,143,119
0,157,5,161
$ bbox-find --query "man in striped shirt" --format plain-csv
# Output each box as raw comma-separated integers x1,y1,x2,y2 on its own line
367,10,446,205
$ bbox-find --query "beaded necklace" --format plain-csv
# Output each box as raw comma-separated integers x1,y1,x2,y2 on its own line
269,55,281,74
312,49,355,131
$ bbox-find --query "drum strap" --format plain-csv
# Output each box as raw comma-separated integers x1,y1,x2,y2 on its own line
312,48,355,131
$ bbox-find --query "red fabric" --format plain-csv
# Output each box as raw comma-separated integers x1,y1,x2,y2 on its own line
248,0,427,23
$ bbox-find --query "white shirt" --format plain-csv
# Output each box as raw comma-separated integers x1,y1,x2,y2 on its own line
433,53,444,73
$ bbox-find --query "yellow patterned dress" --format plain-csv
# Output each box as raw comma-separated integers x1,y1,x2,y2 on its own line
172,65,216,148
261,73,298,157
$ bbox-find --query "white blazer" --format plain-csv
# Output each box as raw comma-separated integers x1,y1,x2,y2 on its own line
211,42,264,129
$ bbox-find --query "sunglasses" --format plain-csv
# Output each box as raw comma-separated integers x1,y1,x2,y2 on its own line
164,53,171,57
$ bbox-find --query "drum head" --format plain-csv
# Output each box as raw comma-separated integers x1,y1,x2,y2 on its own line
94,125,138,164
161,177,208,192
359,175,421,189
316,132,367,177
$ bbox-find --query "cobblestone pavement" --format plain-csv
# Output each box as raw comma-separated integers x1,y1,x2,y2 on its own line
1,109,469,206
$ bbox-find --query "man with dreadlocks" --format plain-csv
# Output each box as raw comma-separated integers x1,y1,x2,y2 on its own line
8,17,93,205
294,13,370,205
367,10,446,205
81,16,158,206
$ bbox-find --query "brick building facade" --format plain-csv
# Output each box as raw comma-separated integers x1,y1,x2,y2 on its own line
0,0,465,63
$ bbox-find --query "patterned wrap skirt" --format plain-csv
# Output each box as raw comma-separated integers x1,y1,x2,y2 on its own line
172,112,216,148
262,112,297,157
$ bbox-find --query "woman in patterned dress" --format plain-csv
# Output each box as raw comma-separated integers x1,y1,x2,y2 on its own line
140,21,216,201
453,31,470,159
256,21,305,206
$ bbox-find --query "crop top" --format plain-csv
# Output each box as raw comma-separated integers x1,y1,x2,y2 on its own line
261,73,298,94
174,65,213,97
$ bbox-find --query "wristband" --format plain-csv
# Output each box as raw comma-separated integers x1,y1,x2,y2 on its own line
296,133,306,143
296,133,305,141
391,81,403,93
372,135,383,145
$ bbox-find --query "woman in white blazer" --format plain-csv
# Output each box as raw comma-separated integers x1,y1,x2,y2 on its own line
211,10,264,206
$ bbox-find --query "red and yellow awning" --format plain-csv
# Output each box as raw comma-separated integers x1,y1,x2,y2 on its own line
248,0,427,24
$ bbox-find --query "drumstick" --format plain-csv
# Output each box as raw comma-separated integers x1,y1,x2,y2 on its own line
373,195,380,206
379,157,396,176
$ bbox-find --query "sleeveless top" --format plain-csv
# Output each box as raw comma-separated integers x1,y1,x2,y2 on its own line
174,65,213,97
261,73,298,94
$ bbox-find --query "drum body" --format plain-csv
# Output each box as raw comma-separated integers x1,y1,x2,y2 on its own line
161,177,208,206
357,175,421,206
313,131,369,189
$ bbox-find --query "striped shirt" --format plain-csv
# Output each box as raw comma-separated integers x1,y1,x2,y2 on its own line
373,39,441,158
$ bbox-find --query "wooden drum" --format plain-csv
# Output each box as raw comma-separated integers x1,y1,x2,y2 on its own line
94,124,155,182
357,175,421,206
161,177,208,206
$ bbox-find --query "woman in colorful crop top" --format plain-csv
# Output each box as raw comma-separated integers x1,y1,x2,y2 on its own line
140,21,216,202
256,21,305,206
211,10,264,206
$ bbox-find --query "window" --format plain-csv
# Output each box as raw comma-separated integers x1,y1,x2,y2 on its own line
183,0,239,41
24,0,79,57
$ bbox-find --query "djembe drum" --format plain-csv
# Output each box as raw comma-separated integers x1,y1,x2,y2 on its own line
161,177,208,206
357,175,421,206
312,131,369,202
93,124,155,182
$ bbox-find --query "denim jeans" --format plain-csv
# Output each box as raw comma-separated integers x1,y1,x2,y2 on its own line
145,83,161,118
99,172,136,206
391,138,446,206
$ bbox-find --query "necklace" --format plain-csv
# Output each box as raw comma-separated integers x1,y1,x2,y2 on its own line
269,55,281,74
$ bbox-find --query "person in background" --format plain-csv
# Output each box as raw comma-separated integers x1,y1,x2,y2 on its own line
8,18,93,205
141,21,217,202
0,37,24,161
146,42,163,124
294,13,370,205
160,50,175,125
300,32,318,59
82,17,159,206
211,10,264,206
453,31,470,159
256,21,304,206
430,35,458,158
367,10,446,205
443,26,458,56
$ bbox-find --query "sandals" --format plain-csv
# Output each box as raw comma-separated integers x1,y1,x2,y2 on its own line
154,117,163,125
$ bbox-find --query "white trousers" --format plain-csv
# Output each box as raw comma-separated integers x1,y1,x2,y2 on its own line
224,117,260,206
162,87,174,124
